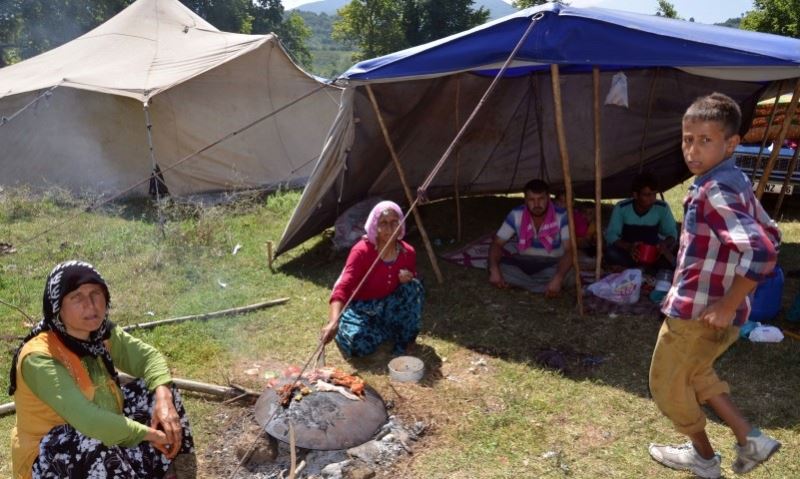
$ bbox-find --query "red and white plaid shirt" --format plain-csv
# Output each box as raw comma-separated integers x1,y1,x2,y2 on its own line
662,158,780,326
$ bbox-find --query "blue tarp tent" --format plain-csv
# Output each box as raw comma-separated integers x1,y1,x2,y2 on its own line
277,2,800,254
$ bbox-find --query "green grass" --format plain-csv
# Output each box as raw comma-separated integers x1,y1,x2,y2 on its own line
1,185,799,478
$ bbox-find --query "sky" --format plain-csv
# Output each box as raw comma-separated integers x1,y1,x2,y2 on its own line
281,0,755,25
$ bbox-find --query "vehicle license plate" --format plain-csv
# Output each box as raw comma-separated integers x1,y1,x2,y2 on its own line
755,182,794,195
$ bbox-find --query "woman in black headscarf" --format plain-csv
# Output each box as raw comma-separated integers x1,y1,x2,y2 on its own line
8,260,195,479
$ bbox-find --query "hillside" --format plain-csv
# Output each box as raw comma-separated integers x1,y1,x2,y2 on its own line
292,0,517,20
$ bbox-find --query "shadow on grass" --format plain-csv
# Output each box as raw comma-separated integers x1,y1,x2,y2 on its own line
280,195,800,431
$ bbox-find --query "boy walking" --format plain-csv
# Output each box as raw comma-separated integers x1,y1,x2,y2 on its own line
648,93,781,478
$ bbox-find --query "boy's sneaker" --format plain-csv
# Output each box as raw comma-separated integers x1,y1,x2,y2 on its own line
648,442,721,478
732,432,781,474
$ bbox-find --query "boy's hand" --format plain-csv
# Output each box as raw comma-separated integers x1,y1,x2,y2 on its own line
698,299,737,330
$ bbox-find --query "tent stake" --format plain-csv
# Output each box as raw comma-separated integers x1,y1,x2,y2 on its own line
365,85,444,284
756,77,800,199
752,79,785,184
773,142,800,217
550,64,584,316
592,67,603,282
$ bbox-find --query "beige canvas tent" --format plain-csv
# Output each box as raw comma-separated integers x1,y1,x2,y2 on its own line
0,0,340,196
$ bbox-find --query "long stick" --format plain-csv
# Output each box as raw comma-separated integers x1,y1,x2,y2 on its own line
756,77,800,199
550,64,584,316
122,298,289,332
366,85,444,283
0,374,259,417
418,15,541,194
773,143,800,216
454,76,463,242
592,67,603,282
752,79,785,184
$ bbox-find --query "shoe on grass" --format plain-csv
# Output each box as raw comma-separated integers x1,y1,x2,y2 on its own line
732,431,781,474
648,442,721,478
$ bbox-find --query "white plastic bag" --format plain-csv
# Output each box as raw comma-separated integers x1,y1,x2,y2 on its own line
748,325,784,343
604,72,629,108
587,268,642,304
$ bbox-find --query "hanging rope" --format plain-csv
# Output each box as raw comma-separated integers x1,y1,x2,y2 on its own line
18,84,328,247
143,104,167,238
0,85,59,127
418,13,542,197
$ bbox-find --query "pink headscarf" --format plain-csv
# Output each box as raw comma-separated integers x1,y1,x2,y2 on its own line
364,200,405,245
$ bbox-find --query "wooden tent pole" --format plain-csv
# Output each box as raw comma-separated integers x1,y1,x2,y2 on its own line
365,85,444,284
454,76,463,241
550,64,584,316
592,67,603,282
756,77,800,199
773,143,800,217
638,69,659,172
752,79,784,184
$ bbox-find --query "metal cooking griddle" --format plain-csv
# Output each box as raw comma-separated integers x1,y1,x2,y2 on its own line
254,378,387,450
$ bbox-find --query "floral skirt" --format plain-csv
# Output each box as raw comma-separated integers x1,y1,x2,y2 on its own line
335,279,425,357
32,379,195,479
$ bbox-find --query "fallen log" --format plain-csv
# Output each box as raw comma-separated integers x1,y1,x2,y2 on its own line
123,297,289,332
0,374,260,417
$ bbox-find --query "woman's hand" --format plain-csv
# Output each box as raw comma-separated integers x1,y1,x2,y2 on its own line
398,268,413,284
150,385,182,459
145,427,173,457
320,321,339,345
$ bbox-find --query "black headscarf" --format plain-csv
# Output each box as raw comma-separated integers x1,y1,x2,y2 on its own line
8,260,117,395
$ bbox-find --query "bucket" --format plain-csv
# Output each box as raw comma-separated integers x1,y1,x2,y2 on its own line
388,356,424,383
637,243,659,265
750,266,784,323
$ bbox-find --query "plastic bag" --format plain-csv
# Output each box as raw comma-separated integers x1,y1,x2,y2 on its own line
587,268,642,304
604,72,629,108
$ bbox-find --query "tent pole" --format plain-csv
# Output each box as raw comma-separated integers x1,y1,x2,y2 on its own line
143,103,166,238
638,68,659,172
550,64,584,316
752,79,784,184
592,67,603,282
365,85,445,284
772,140,800,217
756,77,800,199
454,75,463,241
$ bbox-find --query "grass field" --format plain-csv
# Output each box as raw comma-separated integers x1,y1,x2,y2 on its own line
1,185,799,478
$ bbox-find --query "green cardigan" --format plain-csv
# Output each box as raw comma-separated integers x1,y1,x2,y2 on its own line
21,326,172,447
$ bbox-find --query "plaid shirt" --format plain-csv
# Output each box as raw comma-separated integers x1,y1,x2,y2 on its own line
662,158,780,326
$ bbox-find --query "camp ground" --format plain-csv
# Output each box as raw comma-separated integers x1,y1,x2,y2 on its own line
0,0,340,197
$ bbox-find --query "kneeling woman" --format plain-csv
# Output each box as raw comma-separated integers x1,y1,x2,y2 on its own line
321,201,425,357
9,261,195,479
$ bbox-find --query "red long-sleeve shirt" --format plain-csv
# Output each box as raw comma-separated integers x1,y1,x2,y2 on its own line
330,239,417,303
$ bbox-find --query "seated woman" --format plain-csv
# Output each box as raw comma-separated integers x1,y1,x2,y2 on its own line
321,201,425,357
9,260,195,479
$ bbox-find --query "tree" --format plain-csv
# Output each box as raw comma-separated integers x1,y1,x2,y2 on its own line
180,0,253,33
3,0,132,61
740,0,800,38
512,0,551,8
333,0,490,61
332,0,406,60
251,0,312,67
411,0,490,46
655,0,680,19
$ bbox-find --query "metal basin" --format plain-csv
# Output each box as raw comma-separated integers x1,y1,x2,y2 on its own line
254,378,387,450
